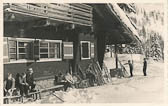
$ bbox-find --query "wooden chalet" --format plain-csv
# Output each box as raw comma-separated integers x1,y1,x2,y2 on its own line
3,3,141,87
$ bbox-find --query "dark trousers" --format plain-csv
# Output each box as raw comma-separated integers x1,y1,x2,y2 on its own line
4,90,7,96
19,85,29,96
143,68,147,76
29,83,36,92
130,69,133,77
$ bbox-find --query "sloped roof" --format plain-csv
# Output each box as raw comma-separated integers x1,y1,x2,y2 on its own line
93,3,141,44
107,3,141,44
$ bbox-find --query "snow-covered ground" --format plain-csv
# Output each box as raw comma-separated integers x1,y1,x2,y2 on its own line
26,54,164,103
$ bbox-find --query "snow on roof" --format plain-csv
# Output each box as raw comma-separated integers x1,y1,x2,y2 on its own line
107,3,142,43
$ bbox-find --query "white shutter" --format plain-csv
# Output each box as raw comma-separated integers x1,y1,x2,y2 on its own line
63,42,73,59
3,37,9,63
91,43,94,58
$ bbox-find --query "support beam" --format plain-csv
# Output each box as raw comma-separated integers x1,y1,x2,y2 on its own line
115,44,118,69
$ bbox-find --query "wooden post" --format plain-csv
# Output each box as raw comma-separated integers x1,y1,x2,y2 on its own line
115,44,118,69
110,45,113,58
65,37,70,73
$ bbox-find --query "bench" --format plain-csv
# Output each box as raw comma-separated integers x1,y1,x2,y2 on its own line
3,85,64,104
4,95,23,104
28,90,41,100
41,85,64,93
3,91,41,104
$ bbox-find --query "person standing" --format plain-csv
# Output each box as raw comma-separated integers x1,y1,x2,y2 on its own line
124,60,133,77
143,58,147,76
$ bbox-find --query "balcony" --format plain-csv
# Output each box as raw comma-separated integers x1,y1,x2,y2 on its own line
4,3,93,26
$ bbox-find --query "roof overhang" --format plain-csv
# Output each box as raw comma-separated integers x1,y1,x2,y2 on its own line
107,3,141,44
93,3,141,45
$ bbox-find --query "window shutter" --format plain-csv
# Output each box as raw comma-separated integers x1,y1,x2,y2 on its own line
91,43,94,58
29,41,34,60
63,42,73,59
3,37,9,63
34,40,40,60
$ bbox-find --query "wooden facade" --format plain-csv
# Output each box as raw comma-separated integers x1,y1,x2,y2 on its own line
3,3,140,84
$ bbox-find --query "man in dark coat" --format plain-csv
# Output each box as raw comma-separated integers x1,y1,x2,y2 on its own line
26,68,36,92
143,58,147,76
128,60,133,77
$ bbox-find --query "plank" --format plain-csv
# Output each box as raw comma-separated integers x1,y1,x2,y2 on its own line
52,93,64,102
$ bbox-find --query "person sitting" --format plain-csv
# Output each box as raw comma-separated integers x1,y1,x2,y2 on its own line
72,73,82,88
19,73,29,96
55,72,74,91
65,72,75,84
26,68,36,92
4,73,15,96
64,72,75,90
15,73,21,96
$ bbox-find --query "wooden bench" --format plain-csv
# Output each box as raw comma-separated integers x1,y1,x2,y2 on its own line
4,95,23,104
3,85,64,104
28,90,41,100
41,85,64,93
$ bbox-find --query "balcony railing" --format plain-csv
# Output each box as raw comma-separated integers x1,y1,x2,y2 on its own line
4,3,93,26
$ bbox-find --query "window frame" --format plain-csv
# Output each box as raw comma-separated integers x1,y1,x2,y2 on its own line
8,37,34,62
38,39,62,61
80,41,91,60
5,37,62,64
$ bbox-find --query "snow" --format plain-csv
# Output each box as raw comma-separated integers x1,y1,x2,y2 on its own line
107,4,141,42
133,4,164,39
25,54,164,103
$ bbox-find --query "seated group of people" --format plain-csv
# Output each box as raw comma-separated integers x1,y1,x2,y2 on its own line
4,68,96,96
55,71,96,91
4,68,36,97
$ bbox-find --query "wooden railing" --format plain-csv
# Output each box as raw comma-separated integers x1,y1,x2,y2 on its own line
4,3,93,26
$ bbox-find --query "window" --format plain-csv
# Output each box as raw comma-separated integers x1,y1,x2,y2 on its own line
40,42,49,58
18,42,31,59
81,41,90,60
49,42,61,59
8,38,33,61
8,40,17,60
5,37,62,63
39,40,62,60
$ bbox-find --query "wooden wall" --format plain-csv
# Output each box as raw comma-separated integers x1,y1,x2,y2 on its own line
4,22,97,80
